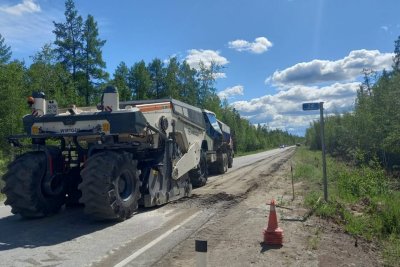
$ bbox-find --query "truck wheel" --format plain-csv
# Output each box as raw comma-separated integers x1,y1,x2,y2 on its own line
79,151,140,220
189,151,208,187
228,152,233,168
2,152,65,218
217,153,228,174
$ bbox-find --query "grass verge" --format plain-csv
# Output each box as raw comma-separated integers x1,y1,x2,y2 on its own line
293,147,400,266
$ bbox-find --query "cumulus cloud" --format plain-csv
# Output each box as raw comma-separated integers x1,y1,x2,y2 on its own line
185,49,229,69
185,49,229,79
218,85,244,99
228,37,273,54
268,49,393,86
231,82,359,133
0,1,60,55
0,0,40,16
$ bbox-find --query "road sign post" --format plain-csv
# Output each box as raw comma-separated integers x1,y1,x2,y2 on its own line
319,102,328,202
303,102,328,202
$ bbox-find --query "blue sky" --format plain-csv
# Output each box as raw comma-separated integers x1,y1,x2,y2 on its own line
1,0,399,136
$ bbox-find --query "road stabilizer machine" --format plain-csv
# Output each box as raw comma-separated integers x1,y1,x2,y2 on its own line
1,86,233,220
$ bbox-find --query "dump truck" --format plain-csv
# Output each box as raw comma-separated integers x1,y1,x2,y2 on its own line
202,110,234,174
1,86,232,220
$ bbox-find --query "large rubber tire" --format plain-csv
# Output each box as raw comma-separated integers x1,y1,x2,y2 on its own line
228,151,233,168
217,153,228,174
2,152,65,218
79,151,141,220
189,151,208,187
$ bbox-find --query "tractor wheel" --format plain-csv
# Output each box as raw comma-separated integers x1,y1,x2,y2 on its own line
217,153,228,174
2,152,65,218
189,151,208,187
79,151,141,220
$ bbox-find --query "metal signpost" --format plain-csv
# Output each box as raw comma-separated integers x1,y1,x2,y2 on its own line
302,102,328,202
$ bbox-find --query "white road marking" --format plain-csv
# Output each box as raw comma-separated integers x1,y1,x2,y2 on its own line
114,211,201,267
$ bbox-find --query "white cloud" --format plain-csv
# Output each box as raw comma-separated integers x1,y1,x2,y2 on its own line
185,49,229,69
381,25,389,32
252,49,390,134
0,1,61,55
268,49,393,86
213,72,227,79
0,0,40,16
185,49,229,79
231,82,359,133
218,85,244,99
228,37,273,54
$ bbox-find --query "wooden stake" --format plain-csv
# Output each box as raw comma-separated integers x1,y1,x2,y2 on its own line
291,163,295,201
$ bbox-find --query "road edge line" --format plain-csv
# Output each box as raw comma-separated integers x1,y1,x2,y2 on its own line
114,211,201,267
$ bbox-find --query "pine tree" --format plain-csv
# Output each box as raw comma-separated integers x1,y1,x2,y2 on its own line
81,14,107,105
128,61,151,100
53,0,83,80
28,43,77,106
0,34,12,65
197,61,220,107
178,61,198,105
112,62,131,101
393,35,400,72
148,58,165,98
164,57,180,99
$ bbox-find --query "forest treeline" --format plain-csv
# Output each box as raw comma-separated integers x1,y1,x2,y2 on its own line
306,36,400,172
0,0,300,157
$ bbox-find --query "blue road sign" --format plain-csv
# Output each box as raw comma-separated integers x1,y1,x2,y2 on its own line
302,102,320,111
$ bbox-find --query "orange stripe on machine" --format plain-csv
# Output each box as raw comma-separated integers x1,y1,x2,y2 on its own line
137,102,172,113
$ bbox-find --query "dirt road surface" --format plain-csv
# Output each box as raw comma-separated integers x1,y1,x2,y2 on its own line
0,147,381,266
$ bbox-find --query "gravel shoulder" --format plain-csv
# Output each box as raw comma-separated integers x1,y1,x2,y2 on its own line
155,148,381,267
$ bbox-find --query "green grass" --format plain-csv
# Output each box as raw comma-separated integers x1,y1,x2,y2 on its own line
294,147,400,266
307,227,321,250
384,234,400,267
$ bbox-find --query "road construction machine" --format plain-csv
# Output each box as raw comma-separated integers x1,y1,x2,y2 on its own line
1,86,233,220
202,110,234,173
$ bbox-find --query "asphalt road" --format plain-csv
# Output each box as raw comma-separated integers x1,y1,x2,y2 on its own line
0,147,292,267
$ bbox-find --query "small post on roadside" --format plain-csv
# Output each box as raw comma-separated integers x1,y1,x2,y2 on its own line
302,102,328,202
195,240,207,267
291,163,295,201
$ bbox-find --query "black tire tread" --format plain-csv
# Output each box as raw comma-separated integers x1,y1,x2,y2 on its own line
228,151,233,168
2,152,65,218
79,151,140,220
216,153,228,174
189,152,208,187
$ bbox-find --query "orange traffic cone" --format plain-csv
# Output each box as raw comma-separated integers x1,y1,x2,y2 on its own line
263,199,283,245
